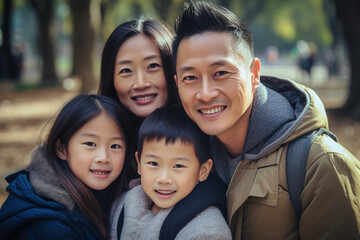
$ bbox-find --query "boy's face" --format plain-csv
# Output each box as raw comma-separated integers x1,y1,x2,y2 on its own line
136,138,211,214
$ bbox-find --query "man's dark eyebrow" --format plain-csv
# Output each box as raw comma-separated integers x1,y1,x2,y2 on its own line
209,60,228,67
178,65,195,74
178,60,230,73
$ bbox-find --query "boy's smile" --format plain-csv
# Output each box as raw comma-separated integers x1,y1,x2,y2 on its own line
136,138,207,214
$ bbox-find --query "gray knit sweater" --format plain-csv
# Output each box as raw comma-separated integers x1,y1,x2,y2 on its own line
110,185,232,240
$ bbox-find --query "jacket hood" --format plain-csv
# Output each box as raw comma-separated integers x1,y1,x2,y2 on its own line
26,145,75,210
0,148,104,239
244,75,328,160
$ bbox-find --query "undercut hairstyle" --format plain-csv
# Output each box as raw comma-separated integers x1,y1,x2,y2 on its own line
137,106,211,165
172,0,254,66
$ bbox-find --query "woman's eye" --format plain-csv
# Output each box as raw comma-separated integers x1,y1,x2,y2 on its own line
120,68,132,74
84,142,96,147
148,63,161,69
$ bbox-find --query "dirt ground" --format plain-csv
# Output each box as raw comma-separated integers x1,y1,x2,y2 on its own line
0,81,360,206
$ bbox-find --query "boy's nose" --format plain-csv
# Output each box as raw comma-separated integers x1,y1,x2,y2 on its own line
156,170,173,184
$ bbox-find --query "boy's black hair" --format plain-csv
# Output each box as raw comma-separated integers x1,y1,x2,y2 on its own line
137,106,210,165
172,0,254,66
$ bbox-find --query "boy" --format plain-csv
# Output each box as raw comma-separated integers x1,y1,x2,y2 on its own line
110,106,231,240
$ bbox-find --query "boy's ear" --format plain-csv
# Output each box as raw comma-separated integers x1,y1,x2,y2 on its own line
135,152,141,175
198,159,213,182
56,140,67,161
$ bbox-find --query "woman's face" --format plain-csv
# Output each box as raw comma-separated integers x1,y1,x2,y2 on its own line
113,34,168,118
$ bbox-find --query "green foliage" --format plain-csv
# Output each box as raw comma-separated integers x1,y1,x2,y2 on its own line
229,0,333,52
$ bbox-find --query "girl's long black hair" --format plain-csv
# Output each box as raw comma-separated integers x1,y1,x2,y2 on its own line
45,94,133,238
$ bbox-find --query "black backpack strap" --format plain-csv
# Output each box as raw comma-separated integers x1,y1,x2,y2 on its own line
159,174,227,240
116,206,125,239
286,128,337,219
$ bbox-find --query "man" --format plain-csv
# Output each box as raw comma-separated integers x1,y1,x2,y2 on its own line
173,1,360,239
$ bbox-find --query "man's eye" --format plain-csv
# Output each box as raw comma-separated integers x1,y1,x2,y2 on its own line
214,71,227,77
183,76,197,81
120,68,132,74
84,142,96,147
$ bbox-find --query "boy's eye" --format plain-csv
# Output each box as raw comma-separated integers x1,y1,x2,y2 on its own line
174,164,185,169
84,142,96,147
148,63,161,69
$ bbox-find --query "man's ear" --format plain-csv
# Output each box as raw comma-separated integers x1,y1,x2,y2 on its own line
198,159,213,182
56,140,67,161
250,57,261,93
174,75,178,86
135,152,141,175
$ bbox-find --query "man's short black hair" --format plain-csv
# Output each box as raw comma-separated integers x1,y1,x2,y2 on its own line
172,0,254,66
137,106,210,165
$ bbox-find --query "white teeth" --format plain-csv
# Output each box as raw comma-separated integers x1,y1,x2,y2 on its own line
156,190,175,194
136,95,155,101
200,106,224,114
91,170,108,175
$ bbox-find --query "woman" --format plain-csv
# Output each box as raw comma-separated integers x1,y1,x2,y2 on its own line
98,18,179,181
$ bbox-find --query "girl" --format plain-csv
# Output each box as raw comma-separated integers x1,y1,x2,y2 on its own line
0,95,132,240
98,18,180,181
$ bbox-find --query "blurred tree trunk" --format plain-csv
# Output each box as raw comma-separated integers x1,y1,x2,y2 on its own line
0,0,13,80
153,0,172,22
69,0,99,94
153,0,184,25
333,0,360,119
30,0,58,86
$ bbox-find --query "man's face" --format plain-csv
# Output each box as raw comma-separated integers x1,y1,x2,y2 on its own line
175,31,260,140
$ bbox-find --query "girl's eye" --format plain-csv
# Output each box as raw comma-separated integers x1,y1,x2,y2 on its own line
110,144,122,149
174,164,185,169
120,68,132,74
148,161,158,167
84,142,96,147
148,63,161,69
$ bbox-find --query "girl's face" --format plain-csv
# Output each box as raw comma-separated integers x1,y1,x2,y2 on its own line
113,34,168,118
57,112,126,190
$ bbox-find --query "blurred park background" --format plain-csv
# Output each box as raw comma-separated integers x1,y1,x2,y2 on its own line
0,0,360,205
